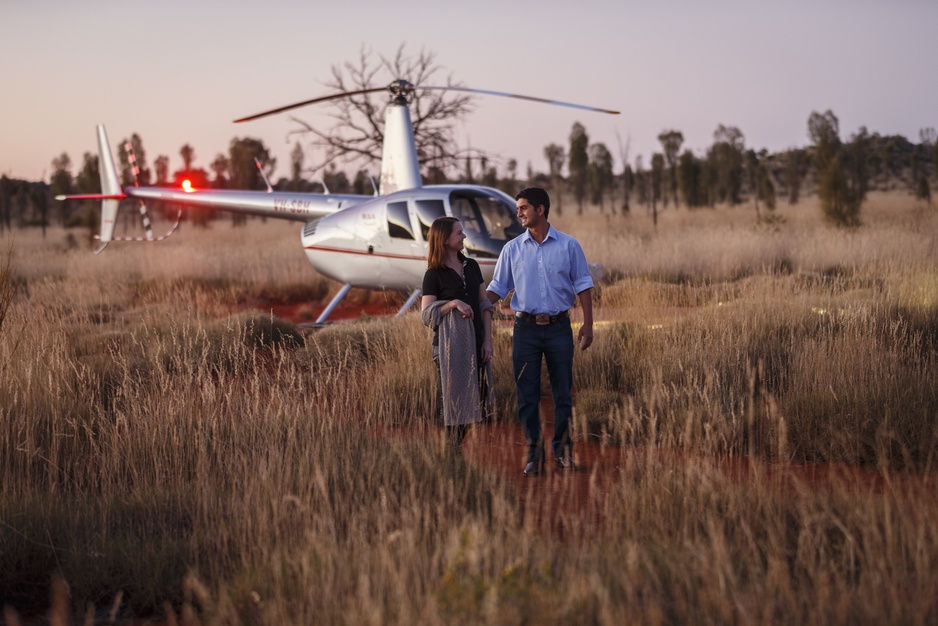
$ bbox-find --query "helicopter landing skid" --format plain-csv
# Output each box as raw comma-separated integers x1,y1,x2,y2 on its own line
315,283,354,324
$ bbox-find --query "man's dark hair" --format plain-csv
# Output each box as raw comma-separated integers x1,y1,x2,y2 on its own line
515,187,550,219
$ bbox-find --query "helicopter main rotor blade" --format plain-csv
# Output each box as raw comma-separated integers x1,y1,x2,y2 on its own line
233,87,387,123
414,85,620,115
234,80,620,124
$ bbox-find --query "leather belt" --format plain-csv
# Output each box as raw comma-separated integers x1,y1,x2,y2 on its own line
516,310,569,325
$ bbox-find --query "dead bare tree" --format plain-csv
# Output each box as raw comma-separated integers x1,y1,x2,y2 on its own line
288,45,475,177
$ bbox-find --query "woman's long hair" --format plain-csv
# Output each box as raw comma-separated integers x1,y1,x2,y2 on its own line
426,217,466,269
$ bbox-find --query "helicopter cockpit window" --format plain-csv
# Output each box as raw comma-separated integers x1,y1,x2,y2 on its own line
449,190,524,258
415,199,446,240
387,201,414,240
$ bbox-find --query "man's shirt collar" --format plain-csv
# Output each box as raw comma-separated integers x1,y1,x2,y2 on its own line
520,224,556,245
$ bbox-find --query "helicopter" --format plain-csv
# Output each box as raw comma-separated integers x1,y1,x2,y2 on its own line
59,79,619,323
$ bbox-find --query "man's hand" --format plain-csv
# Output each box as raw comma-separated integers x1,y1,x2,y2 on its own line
577,288,594,351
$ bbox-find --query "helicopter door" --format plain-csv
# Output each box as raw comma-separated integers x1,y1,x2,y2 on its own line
448,189,524,259
386,200,415,242
381,200,419,285
414,199,446,241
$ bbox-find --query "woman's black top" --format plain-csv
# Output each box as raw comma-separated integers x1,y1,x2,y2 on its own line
422,258,485,355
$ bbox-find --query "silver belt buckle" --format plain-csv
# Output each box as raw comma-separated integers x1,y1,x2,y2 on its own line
535,314,550,325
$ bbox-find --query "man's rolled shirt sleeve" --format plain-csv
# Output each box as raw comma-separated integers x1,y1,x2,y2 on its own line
487,250,513,300
570,240,594,294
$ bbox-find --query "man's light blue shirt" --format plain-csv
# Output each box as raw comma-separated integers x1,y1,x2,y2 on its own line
488,224,593,315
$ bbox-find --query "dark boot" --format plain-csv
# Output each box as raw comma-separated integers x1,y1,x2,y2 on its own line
447,425,469,451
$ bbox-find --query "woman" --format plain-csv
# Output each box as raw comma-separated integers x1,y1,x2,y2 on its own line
420,217,494,448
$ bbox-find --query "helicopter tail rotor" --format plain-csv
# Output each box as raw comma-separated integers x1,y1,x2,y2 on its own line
54,125,182,253
52,125,127,254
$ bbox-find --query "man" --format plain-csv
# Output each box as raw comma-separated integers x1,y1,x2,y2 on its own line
486,187,594,476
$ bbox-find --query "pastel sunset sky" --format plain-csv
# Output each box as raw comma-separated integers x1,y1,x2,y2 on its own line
2,0,935,182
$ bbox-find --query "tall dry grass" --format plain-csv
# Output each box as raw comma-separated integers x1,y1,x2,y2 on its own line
2,194,937,624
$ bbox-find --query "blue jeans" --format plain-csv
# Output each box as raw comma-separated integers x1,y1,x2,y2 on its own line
512,315,574,464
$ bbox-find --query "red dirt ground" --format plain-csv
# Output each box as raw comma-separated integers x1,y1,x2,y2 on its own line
247,295,917,538
239,289,412,324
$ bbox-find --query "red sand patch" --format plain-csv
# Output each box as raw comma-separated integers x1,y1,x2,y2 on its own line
248,296,930,536
241,289,409,323
376,398,927,538
457,416,616,537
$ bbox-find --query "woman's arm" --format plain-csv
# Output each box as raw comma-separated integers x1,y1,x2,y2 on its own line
478,283,494,363
421,295,473,319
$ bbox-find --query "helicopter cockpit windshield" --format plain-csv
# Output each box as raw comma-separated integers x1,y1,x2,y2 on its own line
449,189,524,258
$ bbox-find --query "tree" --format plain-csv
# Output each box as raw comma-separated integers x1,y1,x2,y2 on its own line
677,149,705,208
819,155,859,227
0,177,11,233
544,143,565,215
920,127,938,184
745,149,762,218
13,184,28,229
481,161,498,189
154,155,170,186
568,122,589,214
505,158,518,192
323,164,350,193
76,153,100,194
921,127,938,145
878,138,891,188
634,155,648,211
657,130,684,207
289,45,473,177
353,169,371,195
209,154,230,189
809,111,868,226
784,148,807,204
227,137,275,226
708,125,745,205
807,110,841,172
699,156,716,207
916,172,932,205
650,153,665,228
228,137,275,191
76,153,100,241
621,164,634,214
588,142,614,211
180,144,196,172
759,161,776,212
290,142,305,191
30,183,50,237
615,130,631,214
426,163,447,185
844,126,872,206
933,142,938,184
747,149,776,214
49,153,74,227
118,133,150,186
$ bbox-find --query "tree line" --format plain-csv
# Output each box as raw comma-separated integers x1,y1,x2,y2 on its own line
539,113,936,228
2,110,936,239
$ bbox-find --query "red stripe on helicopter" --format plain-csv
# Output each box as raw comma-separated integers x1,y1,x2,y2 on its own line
55,193,126,201
304,244,497,265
